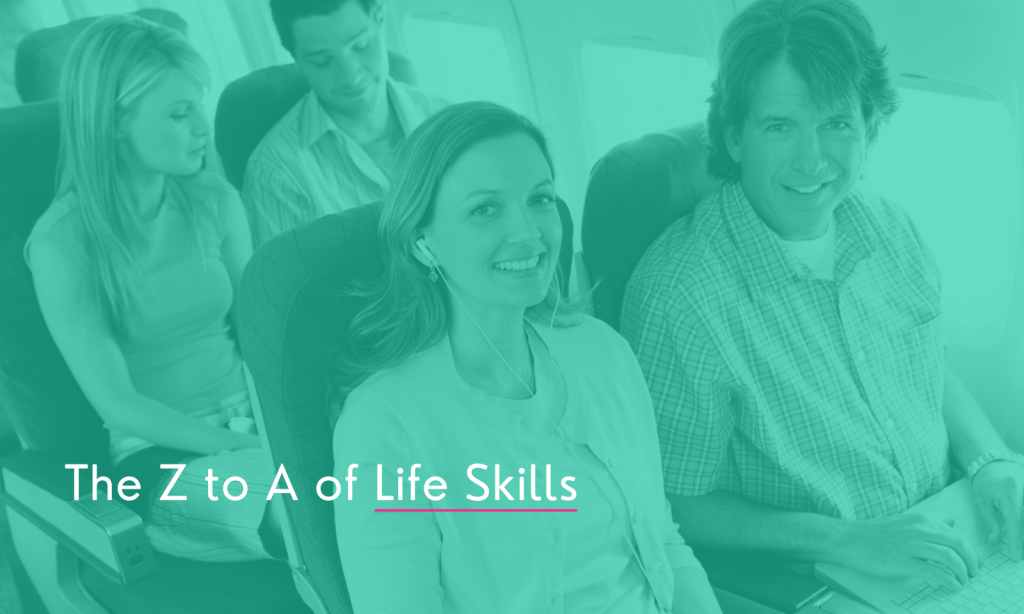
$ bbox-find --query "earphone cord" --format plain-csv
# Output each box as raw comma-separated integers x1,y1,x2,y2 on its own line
435,264,648,574
434,265,538,399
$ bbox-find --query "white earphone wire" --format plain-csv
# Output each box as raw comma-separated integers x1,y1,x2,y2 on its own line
433,264,536,399
429,251,650,576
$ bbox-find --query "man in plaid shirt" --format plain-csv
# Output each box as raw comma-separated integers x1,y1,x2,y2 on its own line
621,0,1024,590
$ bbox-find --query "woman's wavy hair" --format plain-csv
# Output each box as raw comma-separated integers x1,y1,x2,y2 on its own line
331,102,581,423
55,14,220,331
706,0,900,181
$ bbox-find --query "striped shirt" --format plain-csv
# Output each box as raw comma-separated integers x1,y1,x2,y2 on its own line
241,78,446,246
620,181,950,520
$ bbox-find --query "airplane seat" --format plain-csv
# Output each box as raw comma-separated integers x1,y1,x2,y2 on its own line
581,125,832,614
236,194,575,613
579,122,717,329
214,52,417,191
0,100,108,467
0,101,310,614
13,9,188,105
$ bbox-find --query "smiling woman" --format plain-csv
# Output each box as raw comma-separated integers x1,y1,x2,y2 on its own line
336,101,571,391
329,101,722,614
414,131,562,362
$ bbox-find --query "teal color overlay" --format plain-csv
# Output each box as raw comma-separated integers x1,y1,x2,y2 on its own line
1,1,1022,613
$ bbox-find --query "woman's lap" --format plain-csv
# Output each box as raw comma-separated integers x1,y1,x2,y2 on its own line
145,447,275,563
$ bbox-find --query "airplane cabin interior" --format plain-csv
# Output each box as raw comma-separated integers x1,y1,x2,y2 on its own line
0,0,1022,613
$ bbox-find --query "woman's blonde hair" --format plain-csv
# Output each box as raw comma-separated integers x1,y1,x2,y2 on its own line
332,102,581,421
55,14,220,330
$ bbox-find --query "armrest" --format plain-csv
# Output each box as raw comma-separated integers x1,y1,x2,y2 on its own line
695,548,830,613
1,449,157,585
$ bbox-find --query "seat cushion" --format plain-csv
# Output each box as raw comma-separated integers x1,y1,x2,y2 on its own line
81,551,310,614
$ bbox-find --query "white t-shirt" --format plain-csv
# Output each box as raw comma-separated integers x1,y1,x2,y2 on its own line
779,218,837,281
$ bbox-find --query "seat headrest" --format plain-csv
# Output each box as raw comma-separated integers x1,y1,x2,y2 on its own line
238,195,574,609
215,52,417,190
14,9,188,104
0,101,110,465
581,123,718,329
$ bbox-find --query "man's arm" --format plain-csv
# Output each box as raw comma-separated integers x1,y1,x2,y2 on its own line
622,277,973,589
669,490,977,591
943,368,1024,560
668,491,837,560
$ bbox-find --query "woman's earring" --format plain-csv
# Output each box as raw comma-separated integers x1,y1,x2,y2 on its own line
428,263,439,283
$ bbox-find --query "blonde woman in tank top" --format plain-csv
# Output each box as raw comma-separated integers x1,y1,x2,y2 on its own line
25,15,281,562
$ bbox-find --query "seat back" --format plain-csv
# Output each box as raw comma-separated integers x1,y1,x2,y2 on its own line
238,197,574,613
215,52,417,190
0,101,109,467
580,123,717,329
14,9,188,104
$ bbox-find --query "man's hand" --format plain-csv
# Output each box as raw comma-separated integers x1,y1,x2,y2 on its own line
835,513,980,591
971,461,1024,561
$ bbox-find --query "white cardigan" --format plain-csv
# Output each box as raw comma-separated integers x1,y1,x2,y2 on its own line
333,316,705,613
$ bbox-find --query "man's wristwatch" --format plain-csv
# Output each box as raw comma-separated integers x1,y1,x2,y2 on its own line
966,449,1024,482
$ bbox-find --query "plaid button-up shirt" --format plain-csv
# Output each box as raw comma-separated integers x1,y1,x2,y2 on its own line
621,181,950,520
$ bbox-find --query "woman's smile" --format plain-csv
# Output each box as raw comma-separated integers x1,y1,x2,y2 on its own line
493,252,545,274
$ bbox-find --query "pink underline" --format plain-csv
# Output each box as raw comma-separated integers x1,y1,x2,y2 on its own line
375,508,578,512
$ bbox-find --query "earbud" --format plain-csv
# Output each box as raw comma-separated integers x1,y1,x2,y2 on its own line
416,238,435,263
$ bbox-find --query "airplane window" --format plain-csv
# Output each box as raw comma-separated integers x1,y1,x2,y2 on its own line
38,0,69,27
404,15,522,113
256,3,295,66
583,41,714,164
861,84,1021,347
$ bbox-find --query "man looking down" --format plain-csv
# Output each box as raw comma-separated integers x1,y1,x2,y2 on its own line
244,0,446,246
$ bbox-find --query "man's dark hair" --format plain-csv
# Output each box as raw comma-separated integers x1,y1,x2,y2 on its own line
269,0,378,55
706,0,900,181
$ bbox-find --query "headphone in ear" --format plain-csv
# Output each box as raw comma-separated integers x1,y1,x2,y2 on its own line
416,238,435,263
